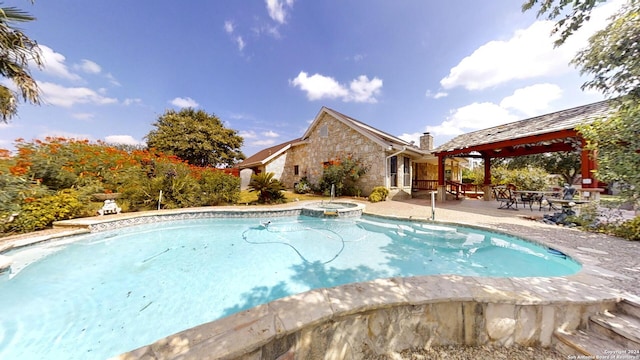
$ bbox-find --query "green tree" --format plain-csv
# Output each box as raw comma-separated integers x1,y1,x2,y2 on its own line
145,108,245,167
572,1,640,97
577,97,640,202
501,151,581,185
491,166,550,191
521,0,605,46
0,2,42,121
525,0,640,204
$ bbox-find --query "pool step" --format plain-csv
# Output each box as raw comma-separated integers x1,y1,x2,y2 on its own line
553,298,640,357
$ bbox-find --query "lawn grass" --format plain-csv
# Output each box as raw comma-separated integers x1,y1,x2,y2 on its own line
237,190,330,205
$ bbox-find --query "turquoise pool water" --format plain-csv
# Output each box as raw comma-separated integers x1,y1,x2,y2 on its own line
0,215,580,360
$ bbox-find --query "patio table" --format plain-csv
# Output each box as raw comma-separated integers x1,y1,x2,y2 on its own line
546,198,591,214
513,190,560,211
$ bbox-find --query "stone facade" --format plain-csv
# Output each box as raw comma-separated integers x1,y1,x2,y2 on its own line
278,112,406,197
276,113,411,197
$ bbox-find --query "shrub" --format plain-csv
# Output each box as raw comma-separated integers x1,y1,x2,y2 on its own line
294,177,312,194
318,156,369,196
248,172,285,204
491,167,549,190
197,168,241,205
2,189,84,234
613,216,640,241
369,186,389,203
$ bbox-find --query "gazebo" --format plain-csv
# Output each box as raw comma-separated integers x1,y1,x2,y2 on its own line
432,99,614,201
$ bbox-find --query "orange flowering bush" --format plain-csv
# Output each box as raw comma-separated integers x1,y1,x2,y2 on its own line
0,138,240,235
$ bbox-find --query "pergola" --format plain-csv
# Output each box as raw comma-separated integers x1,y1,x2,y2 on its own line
432,99,614,201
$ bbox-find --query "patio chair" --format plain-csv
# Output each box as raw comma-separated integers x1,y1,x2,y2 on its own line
518,192,536,210
562,184,576,200
492,185,517,209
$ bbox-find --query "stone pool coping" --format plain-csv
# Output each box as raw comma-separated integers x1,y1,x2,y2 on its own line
0,201,632,359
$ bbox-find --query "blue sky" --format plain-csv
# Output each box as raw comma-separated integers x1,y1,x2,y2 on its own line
0,0,622,158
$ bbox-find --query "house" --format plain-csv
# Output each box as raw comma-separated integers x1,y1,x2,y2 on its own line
238,138,303,190
238,107,466,199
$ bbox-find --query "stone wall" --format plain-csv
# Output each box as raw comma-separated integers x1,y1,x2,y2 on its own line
119,276,618,360
280,113,387,196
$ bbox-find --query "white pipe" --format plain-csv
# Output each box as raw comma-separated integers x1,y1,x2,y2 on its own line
385,146,407,188
431,190,436,220
158,190,163,210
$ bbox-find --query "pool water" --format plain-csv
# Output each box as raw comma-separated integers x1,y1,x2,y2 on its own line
0,215,580,360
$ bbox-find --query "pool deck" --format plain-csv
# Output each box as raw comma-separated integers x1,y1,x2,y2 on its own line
1,198,639,359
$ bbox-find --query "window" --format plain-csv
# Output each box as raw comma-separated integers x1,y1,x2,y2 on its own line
389,156,397,187
294,165,299,176
403,157,410,187
320,124,328,137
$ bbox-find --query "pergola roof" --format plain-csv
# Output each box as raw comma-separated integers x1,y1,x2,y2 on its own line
434,99,615,158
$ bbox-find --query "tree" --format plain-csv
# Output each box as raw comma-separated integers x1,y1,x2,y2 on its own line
0,2,42,121
572,1,640,97
145,108,245,168
577,97,640,202
521,0,605,46
502,151,582,185
524,0,640,203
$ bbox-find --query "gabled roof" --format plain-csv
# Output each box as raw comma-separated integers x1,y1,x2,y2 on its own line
303,106,427,156
434,99,614,155
238,138,302,169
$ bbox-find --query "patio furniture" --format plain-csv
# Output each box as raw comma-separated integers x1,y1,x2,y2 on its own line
518,192,535,210
513,190,561,211
98,199,121,216
492,185,518,209
546,198,591,215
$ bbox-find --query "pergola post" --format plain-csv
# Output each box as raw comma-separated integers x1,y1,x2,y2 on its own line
580,139,598,189
482,154,493,201
437,154,446,201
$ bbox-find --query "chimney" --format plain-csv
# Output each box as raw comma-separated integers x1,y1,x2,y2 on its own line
419,132,434,151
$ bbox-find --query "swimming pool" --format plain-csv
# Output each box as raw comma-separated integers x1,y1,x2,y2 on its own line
0,214,580,360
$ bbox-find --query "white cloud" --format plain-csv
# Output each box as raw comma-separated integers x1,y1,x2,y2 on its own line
76,59,101,74
170,97,199,108
224,21,234,33
347,75,383,103
123,98,142,106
439,1,620,91
398,132,422,146
238,130,257,139
72,113,95,120
37,45,82,81
266,0,294,24
440,21,567,90
290,71,383,103
290,72,348,100
236,36,246,51
500,83,562,116
106,73,121,87
104,135,141,145
426,83,567,137
40,130,93,141
425,90,448,99
252,139,277,146
263,130,279,138
427,102,518,137
38,81,118,107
